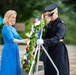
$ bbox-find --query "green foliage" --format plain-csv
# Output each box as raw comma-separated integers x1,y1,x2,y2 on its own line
21,16,47,73
19,32,26,38
0,24,4,44
58,2,76,45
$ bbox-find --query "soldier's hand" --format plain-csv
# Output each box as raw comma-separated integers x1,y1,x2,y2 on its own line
37,39,44,45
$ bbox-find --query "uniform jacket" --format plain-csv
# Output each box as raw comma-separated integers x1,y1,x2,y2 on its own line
41,17,70,75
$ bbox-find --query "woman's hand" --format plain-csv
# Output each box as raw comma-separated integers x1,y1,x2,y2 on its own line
13,38,30,44
22,39,30,44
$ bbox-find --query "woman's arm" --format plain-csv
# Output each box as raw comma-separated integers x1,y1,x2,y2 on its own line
13,38,29,44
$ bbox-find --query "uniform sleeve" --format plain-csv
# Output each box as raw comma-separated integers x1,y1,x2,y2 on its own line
44,23,66,46
3,26,14,42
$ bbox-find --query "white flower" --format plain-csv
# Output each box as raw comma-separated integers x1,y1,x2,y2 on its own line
23,61,25,64
34,21,40,26
26,26,35,38
26,31,33,38
24,55,27,59
27,39,30,45
26,33,30,37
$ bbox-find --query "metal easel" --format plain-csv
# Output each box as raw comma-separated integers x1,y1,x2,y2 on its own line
28,29,59,75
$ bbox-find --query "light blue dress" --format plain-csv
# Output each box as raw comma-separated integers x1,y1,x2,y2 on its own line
0,24,22,75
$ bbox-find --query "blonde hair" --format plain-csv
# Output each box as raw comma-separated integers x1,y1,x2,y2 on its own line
3,10,17,24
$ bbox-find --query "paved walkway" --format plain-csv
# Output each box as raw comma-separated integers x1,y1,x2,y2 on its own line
0,45,76,75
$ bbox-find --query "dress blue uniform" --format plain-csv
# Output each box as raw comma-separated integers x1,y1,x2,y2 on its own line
40,4,70,75
0,24,22,75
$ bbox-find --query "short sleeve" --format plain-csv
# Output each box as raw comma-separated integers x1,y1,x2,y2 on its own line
2,26,14,42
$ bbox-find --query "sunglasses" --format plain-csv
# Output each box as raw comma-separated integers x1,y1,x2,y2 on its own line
47,12,54,17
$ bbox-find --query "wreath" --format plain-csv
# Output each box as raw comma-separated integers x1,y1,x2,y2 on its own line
21,13,47,73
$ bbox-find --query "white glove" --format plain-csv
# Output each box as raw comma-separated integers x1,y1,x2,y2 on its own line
37,39,44,45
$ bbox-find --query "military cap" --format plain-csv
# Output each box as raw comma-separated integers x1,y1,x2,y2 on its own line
44,4,57,11
44,4,58,16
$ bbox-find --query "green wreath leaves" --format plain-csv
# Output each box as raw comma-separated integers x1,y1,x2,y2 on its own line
21,13,47,73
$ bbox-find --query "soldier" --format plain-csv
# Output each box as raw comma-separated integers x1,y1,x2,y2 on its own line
37,4,70,75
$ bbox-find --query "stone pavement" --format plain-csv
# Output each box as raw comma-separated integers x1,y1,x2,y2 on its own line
0,45,76,75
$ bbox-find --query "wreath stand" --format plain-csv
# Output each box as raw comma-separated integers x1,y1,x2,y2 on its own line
28,29,59,75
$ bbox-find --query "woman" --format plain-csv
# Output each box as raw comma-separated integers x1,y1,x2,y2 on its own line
0,10,29,75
